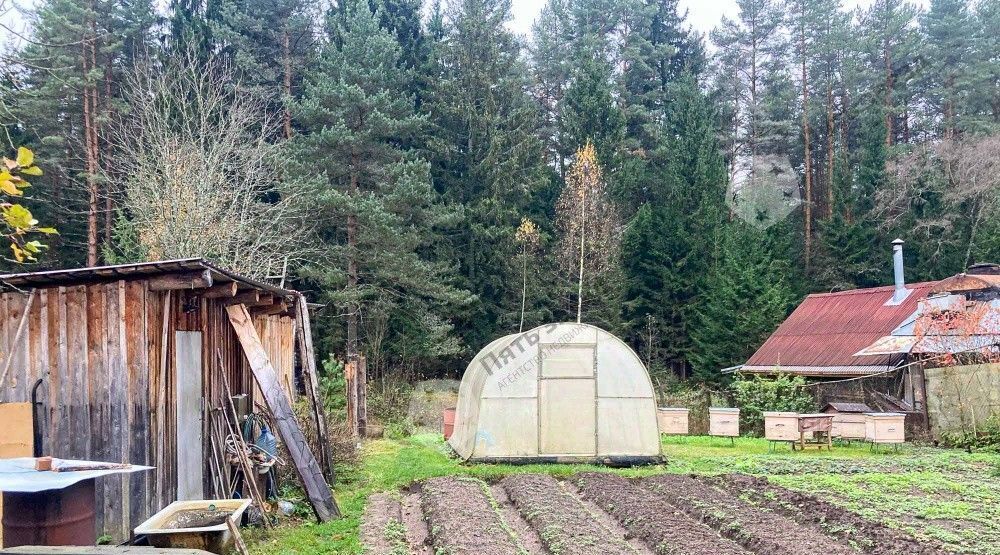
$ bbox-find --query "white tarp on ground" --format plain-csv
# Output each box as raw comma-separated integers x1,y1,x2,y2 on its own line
0,458,152,492
449,322,660,462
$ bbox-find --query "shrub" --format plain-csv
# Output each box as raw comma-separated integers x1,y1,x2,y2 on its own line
730,373,815,436
940,413,1000,452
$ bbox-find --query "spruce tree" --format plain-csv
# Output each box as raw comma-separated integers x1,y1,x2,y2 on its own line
292,0,470,373
689,222,796,385
918,0,976,138
425,0,547,349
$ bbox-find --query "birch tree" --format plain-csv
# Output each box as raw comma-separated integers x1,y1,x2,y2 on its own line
555,141,622,323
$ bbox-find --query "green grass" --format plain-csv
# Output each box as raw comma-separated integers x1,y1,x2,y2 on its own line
249,434,999,554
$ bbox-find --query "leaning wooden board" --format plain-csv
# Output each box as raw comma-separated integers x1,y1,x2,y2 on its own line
225,304,340,521
0,402,34,548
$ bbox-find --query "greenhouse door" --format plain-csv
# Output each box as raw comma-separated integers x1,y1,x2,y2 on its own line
538,344,596,456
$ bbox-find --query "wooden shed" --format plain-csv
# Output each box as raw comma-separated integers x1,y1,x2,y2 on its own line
0,259,332,541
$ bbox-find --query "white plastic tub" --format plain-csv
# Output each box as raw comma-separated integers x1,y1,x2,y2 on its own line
134,499,251,554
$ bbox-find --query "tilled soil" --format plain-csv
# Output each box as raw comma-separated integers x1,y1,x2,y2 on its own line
574,472,748,555
714,474,947,555
500,473,636,555
643,474,859,555
360,492,408,555
420,476,528,555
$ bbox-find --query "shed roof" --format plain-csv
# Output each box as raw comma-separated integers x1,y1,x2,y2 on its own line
742,281,937,377
822,402,872,413
0,258,296,299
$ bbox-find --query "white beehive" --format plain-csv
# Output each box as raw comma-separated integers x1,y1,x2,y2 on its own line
657,408,690,435
865,412,906,444
763,411,799,441
709,408,740,437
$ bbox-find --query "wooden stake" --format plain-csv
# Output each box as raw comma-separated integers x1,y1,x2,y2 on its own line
294,294,334,482
227,516,250,555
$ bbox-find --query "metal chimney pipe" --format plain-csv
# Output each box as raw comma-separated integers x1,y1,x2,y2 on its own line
890,238,909,304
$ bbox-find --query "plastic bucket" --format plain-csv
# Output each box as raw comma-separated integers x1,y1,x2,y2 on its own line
442,407,456,440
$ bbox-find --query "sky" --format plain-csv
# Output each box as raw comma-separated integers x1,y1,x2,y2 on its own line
2,0,929,53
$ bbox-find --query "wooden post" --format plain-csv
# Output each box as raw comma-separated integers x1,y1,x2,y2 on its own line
226,304,340,521
294,294,334,482
358,354,367,438
345,360,358,438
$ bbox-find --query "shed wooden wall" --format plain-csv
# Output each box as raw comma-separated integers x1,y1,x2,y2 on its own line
0,280,298,541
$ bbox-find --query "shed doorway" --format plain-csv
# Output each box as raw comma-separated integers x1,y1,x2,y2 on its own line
538,344,596,456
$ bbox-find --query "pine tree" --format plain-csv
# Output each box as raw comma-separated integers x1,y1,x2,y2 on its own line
211,0,315,138
16,0,154,266
561,55,625,166
858,0,919,146
918,0,976,139
292,0,470,379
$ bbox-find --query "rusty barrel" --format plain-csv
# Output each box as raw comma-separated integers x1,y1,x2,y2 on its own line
442,407,456,440
2,478,96,547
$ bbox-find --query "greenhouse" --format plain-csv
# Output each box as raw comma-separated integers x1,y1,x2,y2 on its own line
448,322,661,463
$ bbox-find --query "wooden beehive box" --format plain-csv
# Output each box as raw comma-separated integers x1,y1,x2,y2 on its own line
821,402,871,440
657,408,690,435
709,408,739,437
763,411,799,441
865,412,906,444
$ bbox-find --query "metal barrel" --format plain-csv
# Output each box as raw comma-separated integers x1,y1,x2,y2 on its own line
1,478,97,547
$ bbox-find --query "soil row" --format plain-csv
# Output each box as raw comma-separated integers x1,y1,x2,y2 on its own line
713,474,947,555
360,492,408,555
573,472,748,555
642,474,858,555
500,473,636,555
420,476,528,555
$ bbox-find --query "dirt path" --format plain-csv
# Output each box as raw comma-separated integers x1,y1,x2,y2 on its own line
574,472,748,555
401,486,433,555
421,476,528,555
714,474,946,555
500,473,635,555
360,492,408,555
643,475,859,555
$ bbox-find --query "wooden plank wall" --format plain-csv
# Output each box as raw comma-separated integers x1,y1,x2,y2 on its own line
0,283,298,542
0,283,161,540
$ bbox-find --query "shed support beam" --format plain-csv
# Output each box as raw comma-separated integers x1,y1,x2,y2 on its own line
250,301,289,317
148,270,213,291
225,290,260,306
201,282,238,298
226,303,340,521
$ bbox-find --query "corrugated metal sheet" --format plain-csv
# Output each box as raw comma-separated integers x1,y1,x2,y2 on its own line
744,281,937,376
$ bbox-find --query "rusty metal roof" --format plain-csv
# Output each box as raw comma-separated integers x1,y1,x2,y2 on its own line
0,258,297,299
743,281,937,376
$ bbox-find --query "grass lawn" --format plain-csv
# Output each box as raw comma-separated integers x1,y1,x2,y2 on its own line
248,434,1000,554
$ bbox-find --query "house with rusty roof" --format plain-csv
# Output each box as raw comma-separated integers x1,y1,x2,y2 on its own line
740,240,1000,438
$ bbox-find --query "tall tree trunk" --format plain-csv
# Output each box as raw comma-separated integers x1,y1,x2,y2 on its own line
283,28,293,140
103,60,113,254
826,78,834,218
800,16,812,271
83,13,99,266
576,185,585,323
884,38,894,147
347,153,363,436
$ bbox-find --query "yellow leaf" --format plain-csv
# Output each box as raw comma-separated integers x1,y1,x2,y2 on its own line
15,147,33,168
11,243,24,262
20,166,42,176
0,180,22,196
37,227,58,234
3,204,34,229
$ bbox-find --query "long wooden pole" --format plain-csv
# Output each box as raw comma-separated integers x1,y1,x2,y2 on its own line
295,294,334,482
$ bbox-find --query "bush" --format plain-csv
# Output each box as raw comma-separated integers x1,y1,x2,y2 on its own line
730,373,815,436
940,413,1000,452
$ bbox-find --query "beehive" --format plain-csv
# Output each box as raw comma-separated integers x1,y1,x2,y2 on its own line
831,413,867,439
709,408,740,437
763,411,799,441
865,412,906,444
657,408,689,435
